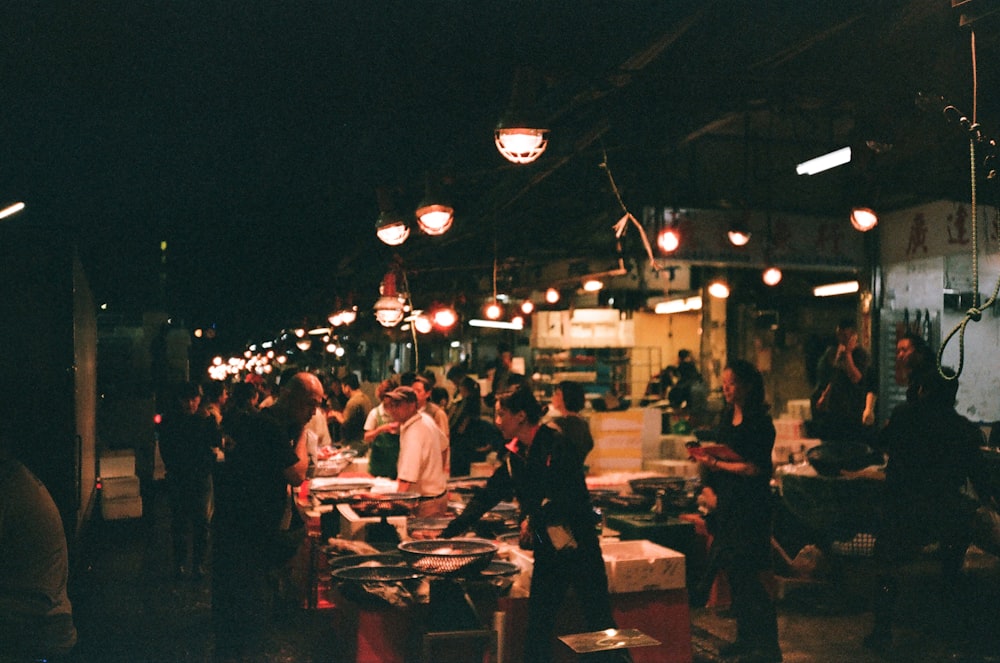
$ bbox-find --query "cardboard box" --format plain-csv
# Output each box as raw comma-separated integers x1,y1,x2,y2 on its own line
102,475,141,500
100,449,136,478
102,495,143,520
509,539,686,594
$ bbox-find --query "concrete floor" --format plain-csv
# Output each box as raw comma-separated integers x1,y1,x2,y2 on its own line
69,484,1000,662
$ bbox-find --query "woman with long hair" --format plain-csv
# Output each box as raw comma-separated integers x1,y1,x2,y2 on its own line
696,359,781,663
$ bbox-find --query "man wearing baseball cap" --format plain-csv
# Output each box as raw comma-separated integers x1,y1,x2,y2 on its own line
383,386,448,517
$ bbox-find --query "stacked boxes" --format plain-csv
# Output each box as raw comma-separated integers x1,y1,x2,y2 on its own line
100,449,143,520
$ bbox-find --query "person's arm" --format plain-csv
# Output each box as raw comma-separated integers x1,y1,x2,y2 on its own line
700,454,761,477
283,427,310,486
862,391,877,426
837,335,864,384
364,421,399,443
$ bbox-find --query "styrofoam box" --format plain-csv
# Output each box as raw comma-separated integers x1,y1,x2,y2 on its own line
773,418,806,441
641,458,698,477
100,449,136,478
102,475,141,500
784,399,812,421
336,503,408,541
102,495,143,520
509,539,686,594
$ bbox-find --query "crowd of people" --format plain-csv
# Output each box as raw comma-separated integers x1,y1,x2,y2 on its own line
8,321,996,663
150,364,516,660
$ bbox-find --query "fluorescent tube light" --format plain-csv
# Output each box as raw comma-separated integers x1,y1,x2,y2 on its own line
469,318,524,330
653,296,703,314
813,280,860,297
795,147,852,175
0,202,26,219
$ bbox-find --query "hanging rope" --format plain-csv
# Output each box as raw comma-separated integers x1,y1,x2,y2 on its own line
937,29,1000,379
600,150,663,272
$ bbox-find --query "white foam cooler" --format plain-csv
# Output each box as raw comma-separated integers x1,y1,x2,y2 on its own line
100,449,137,478
102,495,143,520
509,539,686,595
336,503,408,541
101,475,141,500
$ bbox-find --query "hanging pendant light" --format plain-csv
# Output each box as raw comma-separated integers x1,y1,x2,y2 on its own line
376,212,410,246
415,172,454,236
727,211,751,246
762,266,783,286
850,206,879,232
657,211,682,254
707,279,730,299
373,270,406,327
495,67,548,164
374,186,410,246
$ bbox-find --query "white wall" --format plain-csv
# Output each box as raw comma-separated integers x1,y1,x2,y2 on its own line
882,201,1000,422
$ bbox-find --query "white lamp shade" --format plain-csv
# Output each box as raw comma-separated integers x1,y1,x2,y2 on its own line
376,213,410,245
727,230,751,246
494,127,548,164
416,204,454,235
374,296,406,327
850,207,879,232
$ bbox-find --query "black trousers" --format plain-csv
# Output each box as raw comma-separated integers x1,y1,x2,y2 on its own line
727,561,779,651
525,543,617,663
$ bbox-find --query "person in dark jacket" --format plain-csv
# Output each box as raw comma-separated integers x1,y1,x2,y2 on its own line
864,366,987,652
448,377,503,476
213,372,319,662
157,381,221,580
548,380,595,462
695,360,780,663
442,385,618,663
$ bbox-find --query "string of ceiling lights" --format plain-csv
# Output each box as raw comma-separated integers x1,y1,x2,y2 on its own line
353,60,887,354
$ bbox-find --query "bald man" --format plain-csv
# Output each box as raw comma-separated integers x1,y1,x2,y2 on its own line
213,371,323,660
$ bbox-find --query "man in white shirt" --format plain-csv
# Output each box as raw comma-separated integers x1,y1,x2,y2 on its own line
409,375,450,471
383,386,448,517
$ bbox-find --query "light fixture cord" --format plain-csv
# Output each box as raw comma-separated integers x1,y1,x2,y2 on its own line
401,268,420,370
938,29,1000,380
600,150,661,271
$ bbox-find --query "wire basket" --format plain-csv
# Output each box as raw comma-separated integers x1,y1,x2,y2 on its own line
327,552,407,570
332,565,424,583
349,492,422,517
398,538,498,576
830,532,877,558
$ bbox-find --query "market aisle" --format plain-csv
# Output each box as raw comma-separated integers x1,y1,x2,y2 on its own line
67,480,1000,662
69,482,340,663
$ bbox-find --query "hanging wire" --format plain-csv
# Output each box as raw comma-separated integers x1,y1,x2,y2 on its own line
937,29,1000,379
600,150,663,272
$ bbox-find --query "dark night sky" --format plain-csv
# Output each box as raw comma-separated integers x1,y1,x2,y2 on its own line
1,2,674,344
